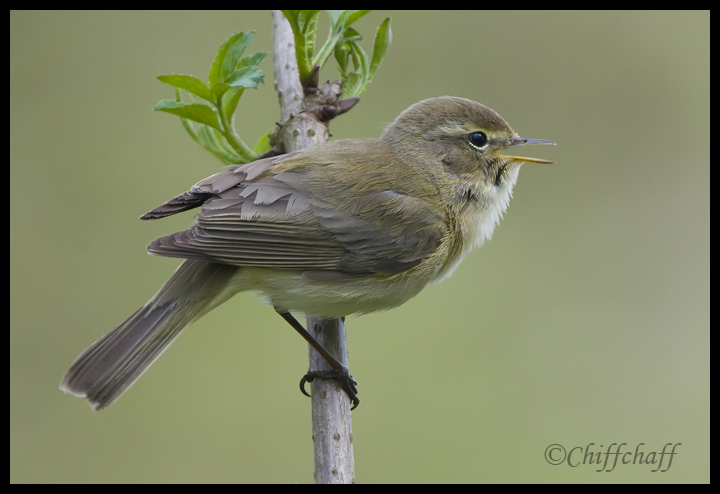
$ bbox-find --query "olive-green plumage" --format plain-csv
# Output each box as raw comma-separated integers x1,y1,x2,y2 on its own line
60,96,554,410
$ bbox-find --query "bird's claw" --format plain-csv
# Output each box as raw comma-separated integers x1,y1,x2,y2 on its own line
299,368,360,410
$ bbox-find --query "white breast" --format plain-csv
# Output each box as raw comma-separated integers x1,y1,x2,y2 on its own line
435,165,521,283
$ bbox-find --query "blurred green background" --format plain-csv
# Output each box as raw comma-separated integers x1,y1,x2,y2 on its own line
10,11,708,483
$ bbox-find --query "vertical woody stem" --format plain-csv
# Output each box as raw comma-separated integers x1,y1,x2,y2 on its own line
271,10,355,485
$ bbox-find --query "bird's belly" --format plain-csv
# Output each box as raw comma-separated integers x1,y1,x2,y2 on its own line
230,267,433,317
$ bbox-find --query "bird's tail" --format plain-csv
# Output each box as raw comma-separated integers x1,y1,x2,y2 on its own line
60,260,238,410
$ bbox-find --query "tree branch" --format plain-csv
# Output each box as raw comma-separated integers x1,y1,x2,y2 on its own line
271,10,355,485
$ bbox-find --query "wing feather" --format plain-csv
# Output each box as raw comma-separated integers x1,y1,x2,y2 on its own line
144,143,447,277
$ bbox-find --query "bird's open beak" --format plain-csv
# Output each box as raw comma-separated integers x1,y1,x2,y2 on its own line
495,137,556,164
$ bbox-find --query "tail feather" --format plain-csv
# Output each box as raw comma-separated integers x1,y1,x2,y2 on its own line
60,260,238,410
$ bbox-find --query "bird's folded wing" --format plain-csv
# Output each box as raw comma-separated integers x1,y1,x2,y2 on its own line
144,156,447,278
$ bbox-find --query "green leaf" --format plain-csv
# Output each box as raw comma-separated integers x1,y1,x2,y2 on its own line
298,10,320,59
198,124,242,164
338,40,369,98
220,52,267,121
238,51,268,69
210,82,228,98
181,113,244,166
223,86,245,121
223,31,254,78
314,11,372,75
157,74,215,102
225,66,265,88
368,17,392,82
209,31,254,90
342,72,364,99
348,40,369,82
282,10,321,82
253,128,273,154
153,100,222,131
194,125,218,151
211,66,264,99
341,27,363,44
293,10,321,33
327,10,345,28
327,10,370,30
334,42,350,75
343,10,371,29
172,89,240,164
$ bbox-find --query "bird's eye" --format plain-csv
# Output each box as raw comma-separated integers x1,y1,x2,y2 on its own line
468,131,488,149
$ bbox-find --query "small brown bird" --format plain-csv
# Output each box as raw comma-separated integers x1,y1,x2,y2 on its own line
60,96,554,410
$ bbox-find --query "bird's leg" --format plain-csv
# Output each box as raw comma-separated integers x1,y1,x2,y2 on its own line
275,310,359,409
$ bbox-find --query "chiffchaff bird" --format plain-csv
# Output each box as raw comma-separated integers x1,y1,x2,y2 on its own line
60,96,554,410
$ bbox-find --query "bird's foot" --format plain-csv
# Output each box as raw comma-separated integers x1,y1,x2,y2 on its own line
300,368,359,410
